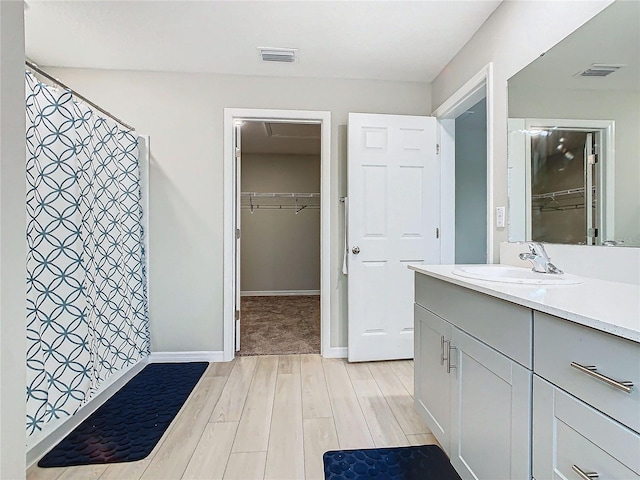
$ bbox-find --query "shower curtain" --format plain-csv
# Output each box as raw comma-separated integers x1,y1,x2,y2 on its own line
25,72,149,436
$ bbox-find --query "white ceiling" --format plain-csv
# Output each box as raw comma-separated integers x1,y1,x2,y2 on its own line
24,0,502,83
508,1,639,91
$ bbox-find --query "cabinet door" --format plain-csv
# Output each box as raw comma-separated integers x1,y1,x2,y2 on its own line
414,304,452,451
533,376,640,479
450,328,531,480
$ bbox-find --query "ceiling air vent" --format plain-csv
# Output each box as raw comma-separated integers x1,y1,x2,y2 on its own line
259,47,297,63
576,64,626,77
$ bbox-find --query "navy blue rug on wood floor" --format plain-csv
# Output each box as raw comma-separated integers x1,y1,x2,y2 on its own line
323,445,462,480
38,362,208,468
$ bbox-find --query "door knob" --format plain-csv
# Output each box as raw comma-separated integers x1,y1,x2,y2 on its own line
352,246,360,254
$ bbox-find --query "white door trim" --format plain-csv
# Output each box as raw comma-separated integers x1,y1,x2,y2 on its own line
516,118,615,244
432,63,494,264
223,108,331,361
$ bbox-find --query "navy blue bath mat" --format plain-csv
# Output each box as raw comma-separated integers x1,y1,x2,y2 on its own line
323,445,461,480
38,362,208,467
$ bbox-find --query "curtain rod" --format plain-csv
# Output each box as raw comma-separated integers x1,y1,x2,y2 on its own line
25,60,135,131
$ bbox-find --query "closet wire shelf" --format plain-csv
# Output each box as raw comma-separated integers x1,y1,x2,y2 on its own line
241,192,320,213
531,186,596,212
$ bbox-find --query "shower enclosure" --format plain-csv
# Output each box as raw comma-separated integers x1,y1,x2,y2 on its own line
25,70,149,440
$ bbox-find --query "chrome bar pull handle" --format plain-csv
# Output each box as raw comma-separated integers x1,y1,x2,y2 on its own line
440,336,448,366
446,343,457,374
570,362,634,394
572,464,599,479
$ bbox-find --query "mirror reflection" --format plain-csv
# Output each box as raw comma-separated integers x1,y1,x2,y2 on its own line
530,129,598,245
507,0,639,246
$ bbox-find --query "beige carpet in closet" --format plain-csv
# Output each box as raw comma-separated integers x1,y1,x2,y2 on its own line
238,295,320,356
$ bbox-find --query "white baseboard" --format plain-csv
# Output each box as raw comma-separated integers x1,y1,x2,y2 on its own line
26,357,150,468
323,347,348,358
149,351,225,363
241,290,320,297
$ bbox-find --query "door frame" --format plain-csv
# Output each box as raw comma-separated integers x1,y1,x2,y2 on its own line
223,108,331,361
432,63,494,263
508,118,614,244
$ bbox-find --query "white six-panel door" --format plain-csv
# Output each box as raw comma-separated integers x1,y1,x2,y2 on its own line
347,113,439,362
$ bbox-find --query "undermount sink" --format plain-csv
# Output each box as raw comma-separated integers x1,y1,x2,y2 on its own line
452,265,583,285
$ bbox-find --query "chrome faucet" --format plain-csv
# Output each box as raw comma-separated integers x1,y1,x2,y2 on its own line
519,243,563,274
603,240,624,246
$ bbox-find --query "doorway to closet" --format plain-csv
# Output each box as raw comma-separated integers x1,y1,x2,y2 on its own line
223,109,331,362
237,120,321,356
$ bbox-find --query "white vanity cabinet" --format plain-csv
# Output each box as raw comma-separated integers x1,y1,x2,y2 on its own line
450,327,531,480
414,274,532,479
533,376,640,479
532,311,640,479
412,267,640,480
534,311,640,433
414,304,452,442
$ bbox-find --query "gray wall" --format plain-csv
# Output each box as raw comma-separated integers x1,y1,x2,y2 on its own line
43,68,431,351
431,0,613,261
1,2,27,478
455,98,487,263
241,153,320,293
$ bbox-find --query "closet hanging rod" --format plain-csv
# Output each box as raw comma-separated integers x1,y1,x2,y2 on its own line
25,60,135,131
241,192,320,198
241,205,320,209
538,203,589,212
531,186,595,201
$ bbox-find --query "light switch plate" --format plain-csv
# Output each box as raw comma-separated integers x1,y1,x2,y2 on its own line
496,206,506,228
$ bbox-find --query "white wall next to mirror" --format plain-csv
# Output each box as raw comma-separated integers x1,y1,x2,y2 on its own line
500,242,640,285
430,0,614,261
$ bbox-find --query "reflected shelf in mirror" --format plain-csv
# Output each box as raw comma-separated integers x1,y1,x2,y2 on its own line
531,187,595,213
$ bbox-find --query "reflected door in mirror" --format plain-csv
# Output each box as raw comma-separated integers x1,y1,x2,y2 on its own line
530,128,600,245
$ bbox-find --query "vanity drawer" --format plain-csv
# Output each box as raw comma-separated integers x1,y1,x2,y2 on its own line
533,376,640,480
415,274,532,367
534,311,640,432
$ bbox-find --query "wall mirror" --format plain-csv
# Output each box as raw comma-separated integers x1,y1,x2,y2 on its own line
507,0,639,247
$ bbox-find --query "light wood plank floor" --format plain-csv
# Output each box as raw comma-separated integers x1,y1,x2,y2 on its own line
27,355,438,480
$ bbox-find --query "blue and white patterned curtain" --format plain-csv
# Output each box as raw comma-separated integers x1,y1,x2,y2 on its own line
25,71,149,436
